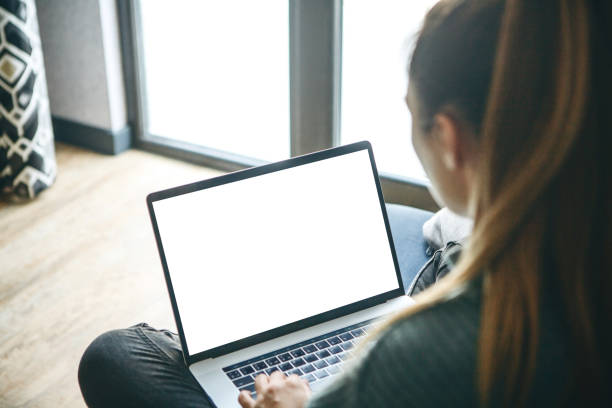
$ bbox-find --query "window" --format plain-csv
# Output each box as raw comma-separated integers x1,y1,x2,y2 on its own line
119,1,438,209
139,1,289,162
341,0,438,182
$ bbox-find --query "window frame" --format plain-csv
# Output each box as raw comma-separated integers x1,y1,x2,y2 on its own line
117,0,438,211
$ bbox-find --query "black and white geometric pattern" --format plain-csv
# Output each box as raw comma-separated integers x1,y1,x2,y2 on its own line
0,0,55,200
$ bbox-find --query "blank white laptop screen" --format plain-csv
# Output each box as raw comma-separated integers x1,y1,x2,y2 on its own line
152,149,399,356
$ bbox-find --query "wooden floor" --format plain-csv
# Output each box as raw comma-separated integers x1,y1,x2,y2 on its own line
0,143,221,407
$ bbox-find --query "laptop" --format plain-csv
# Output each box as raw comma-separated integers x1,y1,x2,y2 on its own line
146,141,414,407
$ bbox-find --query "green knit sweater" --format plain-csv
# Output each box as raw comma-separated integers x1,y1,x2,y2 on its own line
307,277,572,407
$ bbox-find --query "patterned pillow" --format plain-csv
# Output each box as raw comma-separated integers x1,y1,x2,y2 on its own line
0,0,55,200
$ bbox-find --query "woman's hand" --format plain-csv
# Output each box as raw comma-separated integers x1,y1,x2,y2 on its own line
238,371,312,408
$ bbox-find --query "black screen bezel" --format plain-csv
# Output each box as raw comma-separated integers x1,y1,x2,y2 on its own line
146,141,404,365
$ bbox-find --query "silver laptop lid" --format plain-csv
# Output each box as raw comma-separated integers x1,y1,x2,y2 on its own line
147,141,403,364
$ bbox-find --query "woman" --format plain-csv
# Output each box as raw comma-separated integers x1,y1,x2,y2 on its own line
79,0,611,406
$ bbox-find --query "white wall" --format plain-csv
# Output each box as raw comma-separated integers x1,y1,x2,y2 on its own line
35,0,127,132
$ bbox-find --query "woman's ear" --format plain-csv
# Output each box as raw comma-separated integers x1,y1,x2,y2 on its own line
431,112,467,171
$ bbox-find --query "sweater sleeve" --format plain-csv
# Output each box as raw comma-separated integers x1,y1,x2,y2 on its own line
306,290,481,408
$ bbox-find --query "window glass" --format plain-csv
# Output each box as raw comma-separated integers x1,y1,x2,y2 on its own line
139,1,289,161
341,0,438,181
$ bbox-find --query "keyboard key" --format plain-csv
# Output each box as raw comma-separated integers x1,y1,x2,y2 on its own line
289,368,303,376
326,356,340,365
240,366,255,375
292,358,306,367
291,349,305,358
302,364,315,374
330,345,343,354
351,328,365,337
313,360,329,369
304,354,318,363
339,332,354,341
304,373,316,383
341,341,354,351
266,357,280,366
303,344,317,353
227,370,241,380
253,371,265,378
328,336,342,345
338,352,348,361
280,363,293,372
265,367,280,375
233,376,254,387
315,369,329,379
327,365,341,375
253,361,268,370
239,383,256,393
315,340,330,349
316,350,331,359
279,353,293,362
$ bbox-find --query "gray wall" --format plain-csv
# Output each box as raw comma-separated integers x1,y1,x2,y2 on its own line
35,0,127,132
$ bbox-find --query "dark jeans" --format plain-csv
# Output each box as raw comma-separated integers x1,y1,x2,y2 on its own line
78,204,433,407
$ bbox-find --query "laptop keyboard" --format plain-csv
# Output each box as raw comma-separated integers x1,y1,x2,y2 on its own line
222,319,376,397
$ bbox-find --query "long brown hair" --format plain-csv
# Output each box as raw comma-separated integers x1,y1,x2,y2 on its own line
371,0,612,406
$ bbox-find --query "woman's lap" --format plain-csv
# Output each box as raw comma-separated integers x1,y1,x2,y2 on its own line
78,205,433,407
78,323,214,407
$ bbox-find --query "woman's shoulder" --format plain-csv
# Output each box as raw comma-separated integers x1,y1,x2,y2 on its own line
308,282,482,408
399,276,483,339
317,283,483,407
372,282,481,374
